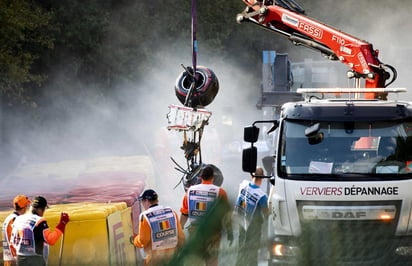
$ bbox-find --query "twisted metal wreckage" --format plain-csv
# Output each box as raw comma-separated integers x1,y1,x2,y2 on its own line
167,0,222,190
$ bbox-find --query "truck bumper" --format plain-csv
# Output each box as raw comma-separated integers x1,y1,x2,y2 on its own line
269,235,412,266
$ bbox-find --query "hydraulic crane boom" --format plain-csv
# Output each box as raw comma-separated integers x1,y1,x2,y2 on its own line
236,0,397,99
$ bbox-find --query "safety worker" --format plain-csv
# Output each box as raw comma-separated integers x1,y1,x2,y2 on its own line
11,196,69,266
234,167,269,266
2,195,31,266
179,165,233,266
132,189,185,266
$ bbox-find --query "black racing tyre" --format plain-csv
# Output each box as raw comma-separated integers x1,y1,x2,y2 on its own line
209,164,224,187
183,163,224,191
175,66,219,107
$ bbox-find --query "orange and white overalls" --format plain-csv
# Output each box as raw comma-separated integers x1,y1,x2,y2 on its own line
2,212,18,266
11,213,63,265
134,205,185,265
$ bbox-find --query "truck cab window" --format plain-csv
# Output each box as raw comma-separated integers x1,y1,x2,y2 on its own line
279,120,412,177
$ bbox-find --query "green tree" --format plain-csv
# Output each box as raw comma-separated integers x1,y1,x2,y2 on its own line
0,0,54,104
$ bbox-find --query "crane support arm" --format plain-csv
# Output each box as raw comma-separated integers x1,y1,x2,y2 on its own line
236,0,396,96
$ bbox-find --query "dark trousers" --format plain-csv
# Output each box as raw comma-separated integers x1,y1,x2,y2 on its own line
17,255,46,266
236,223,262,266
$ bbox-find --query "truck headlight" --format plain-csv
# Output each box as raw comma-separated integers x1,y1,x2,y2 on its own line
395,246,412,256
271,243,299,257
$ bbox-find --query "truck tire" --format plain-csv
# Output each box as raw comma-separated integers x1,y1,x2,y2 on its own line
175,66,219,107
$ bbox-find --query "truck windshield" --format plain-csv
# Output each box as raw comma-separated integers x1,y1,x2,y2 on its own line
279,120,412,177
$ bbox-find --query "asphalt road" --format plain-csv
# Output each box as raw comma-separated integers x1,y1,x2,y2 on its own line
218,229,269,266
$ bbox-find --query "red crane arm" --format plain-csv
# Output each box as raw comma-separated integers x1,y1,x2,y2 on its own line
237,0,396,98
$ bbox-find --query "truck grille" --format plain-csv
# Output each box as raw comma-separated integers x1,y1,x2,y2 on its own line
296,200,402,264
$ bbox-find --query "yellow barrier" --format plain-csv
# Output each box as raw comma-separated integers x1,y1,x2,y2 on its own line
1,202,138,266
0,156,152,265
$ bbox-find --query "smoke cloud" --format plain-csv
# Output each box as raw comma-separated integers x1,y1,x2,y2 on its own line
1,0,411,211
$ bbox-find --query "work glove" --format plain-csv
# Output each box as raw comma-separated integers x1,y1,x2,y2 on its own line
56,212,70,233
227,230,234,246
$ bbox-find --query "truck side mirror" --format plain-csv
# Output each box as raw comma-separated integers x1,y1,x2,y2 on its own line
267,121,279,134
244,126,260,143
242,146,257,173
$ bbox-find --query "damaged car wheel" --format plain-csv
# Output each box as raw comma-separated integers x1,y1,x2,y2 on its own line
175,66,219,108
183,163,224,191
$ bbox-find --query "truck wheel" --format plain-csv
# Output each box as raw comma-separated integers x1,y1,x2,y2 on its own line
175,66,219,107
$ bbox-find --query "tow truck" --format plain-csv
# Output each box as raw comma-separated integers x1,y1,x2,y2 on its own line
237,1,412,265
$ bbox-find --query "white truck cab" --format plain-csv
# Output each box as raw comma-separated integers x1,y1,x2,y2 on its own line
242,88,412,265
